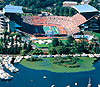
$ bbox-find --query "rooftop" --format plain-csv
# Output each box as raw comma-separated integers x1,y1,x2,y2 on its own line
63,1,77,3
3,5,23,14
72,4,98,13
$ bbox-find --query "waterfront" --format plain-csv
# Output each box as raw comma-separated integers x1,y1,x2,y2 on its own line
0,59,100,87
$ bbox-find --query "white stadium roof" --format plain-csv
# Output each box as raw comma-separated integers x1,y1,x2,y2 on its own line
3,5,23,14
72,4,98,13
63,1,77,4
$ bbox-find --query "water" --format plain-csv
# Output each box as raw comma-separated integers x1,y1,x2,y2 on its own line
1,60,100,87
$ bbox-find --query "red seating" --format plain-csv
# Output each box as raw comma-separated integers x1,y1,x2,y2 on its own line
22,13,87,36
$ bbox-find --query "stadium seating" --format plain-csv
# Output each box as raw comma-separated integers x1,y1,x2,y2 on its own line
21,13,87,36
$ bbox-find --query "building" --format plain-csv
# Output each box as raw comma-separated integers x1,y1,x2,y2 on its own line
3,5,23,14
63,1,77,7
72,4,100,32
0,5,23,33
1,4,100,38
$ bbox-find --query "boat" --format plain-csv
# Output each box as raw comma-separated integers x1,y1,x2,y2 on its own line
75,83,78,85
51,85,55,87
43,76,46,79
98,84,100,87
87,78,91,87
66,85,70,87
30,80,33,82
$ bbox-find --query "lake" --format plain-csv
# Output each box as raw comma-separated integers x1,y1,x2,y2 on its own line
1,59,100,87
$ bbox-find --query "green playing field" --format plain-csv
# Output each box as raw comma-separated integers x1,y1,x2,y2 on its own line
43,26,60,35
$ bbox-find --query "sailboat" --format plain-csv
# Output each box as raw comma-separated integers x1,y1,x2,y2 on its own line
87,78,91,87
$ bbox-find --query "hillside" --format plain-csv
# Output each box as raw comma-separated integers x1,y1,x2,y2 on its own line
0,0,99,16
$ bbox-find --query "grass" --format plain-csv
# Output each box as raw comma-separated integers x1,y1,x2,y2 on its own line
33,42,49,48
20,57,96,73
92,32,100,38
60,40,67,44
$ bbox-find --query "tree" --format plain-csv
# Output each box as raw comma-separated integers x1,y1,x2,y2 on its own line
65,40,71,47
58,7,63,16
54,6,60,15
63,47,70,54
27,41,32,51
49,47,57,54
15,43,19,53
52,38,59,47
68,8,72,17
59,40,63,46
20,49,27,56
39,50,43,54
30,48,43,55
56,46,63,54
76,40,89,53
0,46,3,54
89,0,99,10
15,36,17,43
64,7,68,16
1,37,3,42
23,42,27,50
67,36,74,43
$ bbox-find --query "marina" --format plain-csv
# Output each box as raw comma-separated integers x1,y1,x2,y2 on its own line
3,56,19,73
0,54,98,81
0,59,100,87
0,55,23,80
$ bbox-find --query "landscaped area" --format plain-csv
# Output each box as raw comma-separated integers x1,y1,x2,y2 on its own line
20,57,96,73
92,32,100,38
33,42,49,48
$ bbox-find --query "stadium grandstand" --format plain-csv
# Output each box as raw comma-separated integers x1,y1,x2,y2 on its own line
2,4,100,39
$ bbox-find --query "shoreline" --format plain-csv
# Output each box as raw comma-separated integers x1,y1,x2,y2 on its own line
20,57,96,73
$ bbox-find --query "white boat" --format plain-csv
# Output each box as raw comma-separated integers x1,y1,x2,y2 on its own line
75,83,78,85
66,85,70,87
87,78,91,87
51,85,55,87
98,84,100,87
43,76,46,79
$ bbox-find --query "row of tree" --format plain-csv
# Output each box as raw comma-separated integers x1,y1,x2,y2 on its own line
0,32,32,54
47,6,77,16
49,37,100,54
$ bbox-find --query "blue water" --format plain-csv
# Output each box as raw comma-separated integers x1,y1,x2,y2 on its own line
1,60,100,87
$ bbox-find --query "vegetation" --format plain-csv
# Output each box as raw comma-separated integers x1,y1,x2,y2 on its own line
49,36,100,54
20,57,96,73
89,0,100,10
0,31,32,54
0,0,99,16
92,32,100,39
0,0,79,16
53,56,80,68
20,49,27,56
0,30,40,55
28,48,43,55
26,56,43,62
33,42,49,48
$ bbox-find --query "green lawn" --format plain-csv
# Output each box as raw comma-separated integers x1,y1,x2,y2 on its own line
20,57,96,73
92,32,100,38
33,42,49,48
60,40,67,44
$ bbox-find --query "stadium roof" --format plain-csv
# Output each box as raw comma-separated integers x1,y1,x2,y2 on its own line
63,1,77,3
3,5,23,14
71,4,98,13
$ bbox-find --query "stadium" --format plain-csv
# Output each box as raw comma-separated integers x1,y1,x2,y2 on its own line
1,4,100,39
